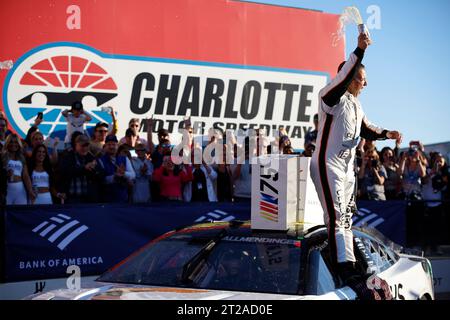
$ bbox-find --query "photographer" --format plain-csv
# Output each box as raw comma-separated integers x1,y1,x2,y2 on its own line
380,147,402,199
399,142,427,200
358,149,387,200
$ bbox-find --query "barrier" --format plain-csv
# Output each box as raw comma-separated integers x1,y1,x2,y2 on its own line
1,200,407,282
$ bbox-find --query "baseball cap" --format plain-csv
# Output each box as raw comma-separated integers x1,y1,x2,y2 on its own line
75,134,90,146
105,135,118,143
72,101,83,111
95,122,109,130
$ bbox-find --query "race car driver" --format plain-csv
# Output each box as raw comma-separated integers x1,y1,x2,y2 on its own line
310,32,402,284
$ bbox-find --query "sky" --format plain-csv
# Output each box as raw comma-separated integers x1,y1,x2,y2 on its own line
251,0,450,149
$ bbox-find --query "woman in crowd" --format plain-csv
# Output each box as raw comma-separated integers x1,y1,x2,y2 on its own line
152,154,193,201
1,134,36,204
380,147,402,200
399,147,427,200
28,144,62,204
24,131,59,164
358,149,387,201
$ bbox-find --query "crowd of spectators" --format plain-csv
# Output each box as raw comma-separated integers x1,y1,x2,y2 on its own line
0,104,449,207
355,138,450,205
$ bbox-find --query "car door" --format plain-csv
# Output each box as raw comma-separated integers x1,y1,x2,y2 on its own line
353,231,433,300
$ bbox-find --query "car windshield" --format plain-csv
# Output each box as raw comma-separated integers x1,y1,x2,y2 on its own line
97,230,302,295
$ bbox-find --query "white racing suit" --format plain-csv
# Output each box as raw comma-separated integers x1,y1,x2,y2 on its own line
310,47,388,265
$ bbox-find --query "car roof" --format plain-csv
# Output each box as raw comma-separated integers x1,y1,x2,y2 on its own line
172,220,328,242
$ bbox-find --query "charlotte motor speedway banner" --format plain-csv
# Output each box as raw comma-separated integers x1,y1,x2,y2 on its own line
0,0,344,148
1,201,406,282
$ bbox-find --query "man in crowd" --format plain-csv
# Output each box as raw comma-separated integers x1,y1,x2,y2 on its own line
98,135,135,203
57,134,104,203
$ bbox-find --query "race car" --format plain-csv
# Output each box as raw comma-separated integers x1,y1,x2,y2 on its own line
27,221,434,300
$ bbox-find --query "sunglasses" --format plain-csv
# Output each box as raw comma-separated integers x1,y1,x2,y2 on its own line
97,129,108,133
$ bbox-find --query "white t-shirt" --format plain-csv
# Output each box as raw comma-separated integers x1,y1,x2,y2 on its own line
63,113,87,143
32,170,50,188
7,159,23,177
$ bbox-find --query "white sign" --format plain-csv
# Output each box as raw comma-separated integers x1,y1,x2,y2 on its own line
4,42,328,148
251,155,323,231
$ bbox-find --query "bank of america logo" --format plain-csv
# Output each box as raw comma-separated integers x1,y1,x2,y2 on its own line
195,210,235,222
260,193,278,222
353,208,385,228
32,214,89,251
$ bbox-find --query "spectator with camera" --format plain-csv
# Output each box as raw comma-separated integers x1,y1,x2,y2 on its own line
399,141,427,200
423,153,448,204
98,135,136,203
56,134,103,203
151,130,172,169
380,147,402,200
358,149,387,200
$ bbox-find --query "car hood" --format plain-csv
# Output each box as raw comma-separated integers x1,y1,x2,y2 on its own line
27,280,350,300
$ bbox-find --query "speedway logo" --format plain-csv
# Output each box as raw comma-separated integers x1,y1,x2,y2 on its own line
3,42,327,147
4,44,118,139
32,213,89,251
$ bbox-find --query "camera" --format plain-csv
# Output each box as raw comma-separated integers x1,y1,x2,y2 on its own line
408,148,416,157
356,157,362,167
371,159,379,168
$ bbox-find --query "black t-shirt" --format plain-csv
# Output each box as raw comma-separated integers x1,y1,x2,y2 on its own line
192,168,209,202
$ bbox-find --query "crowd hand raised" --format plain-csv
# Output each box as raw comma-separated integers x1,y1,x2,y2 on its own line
146,117,154,128
34,116,43,126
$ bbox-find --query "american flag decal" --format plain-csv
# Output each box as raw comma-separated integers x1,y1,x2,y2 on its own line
260,192,278,222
